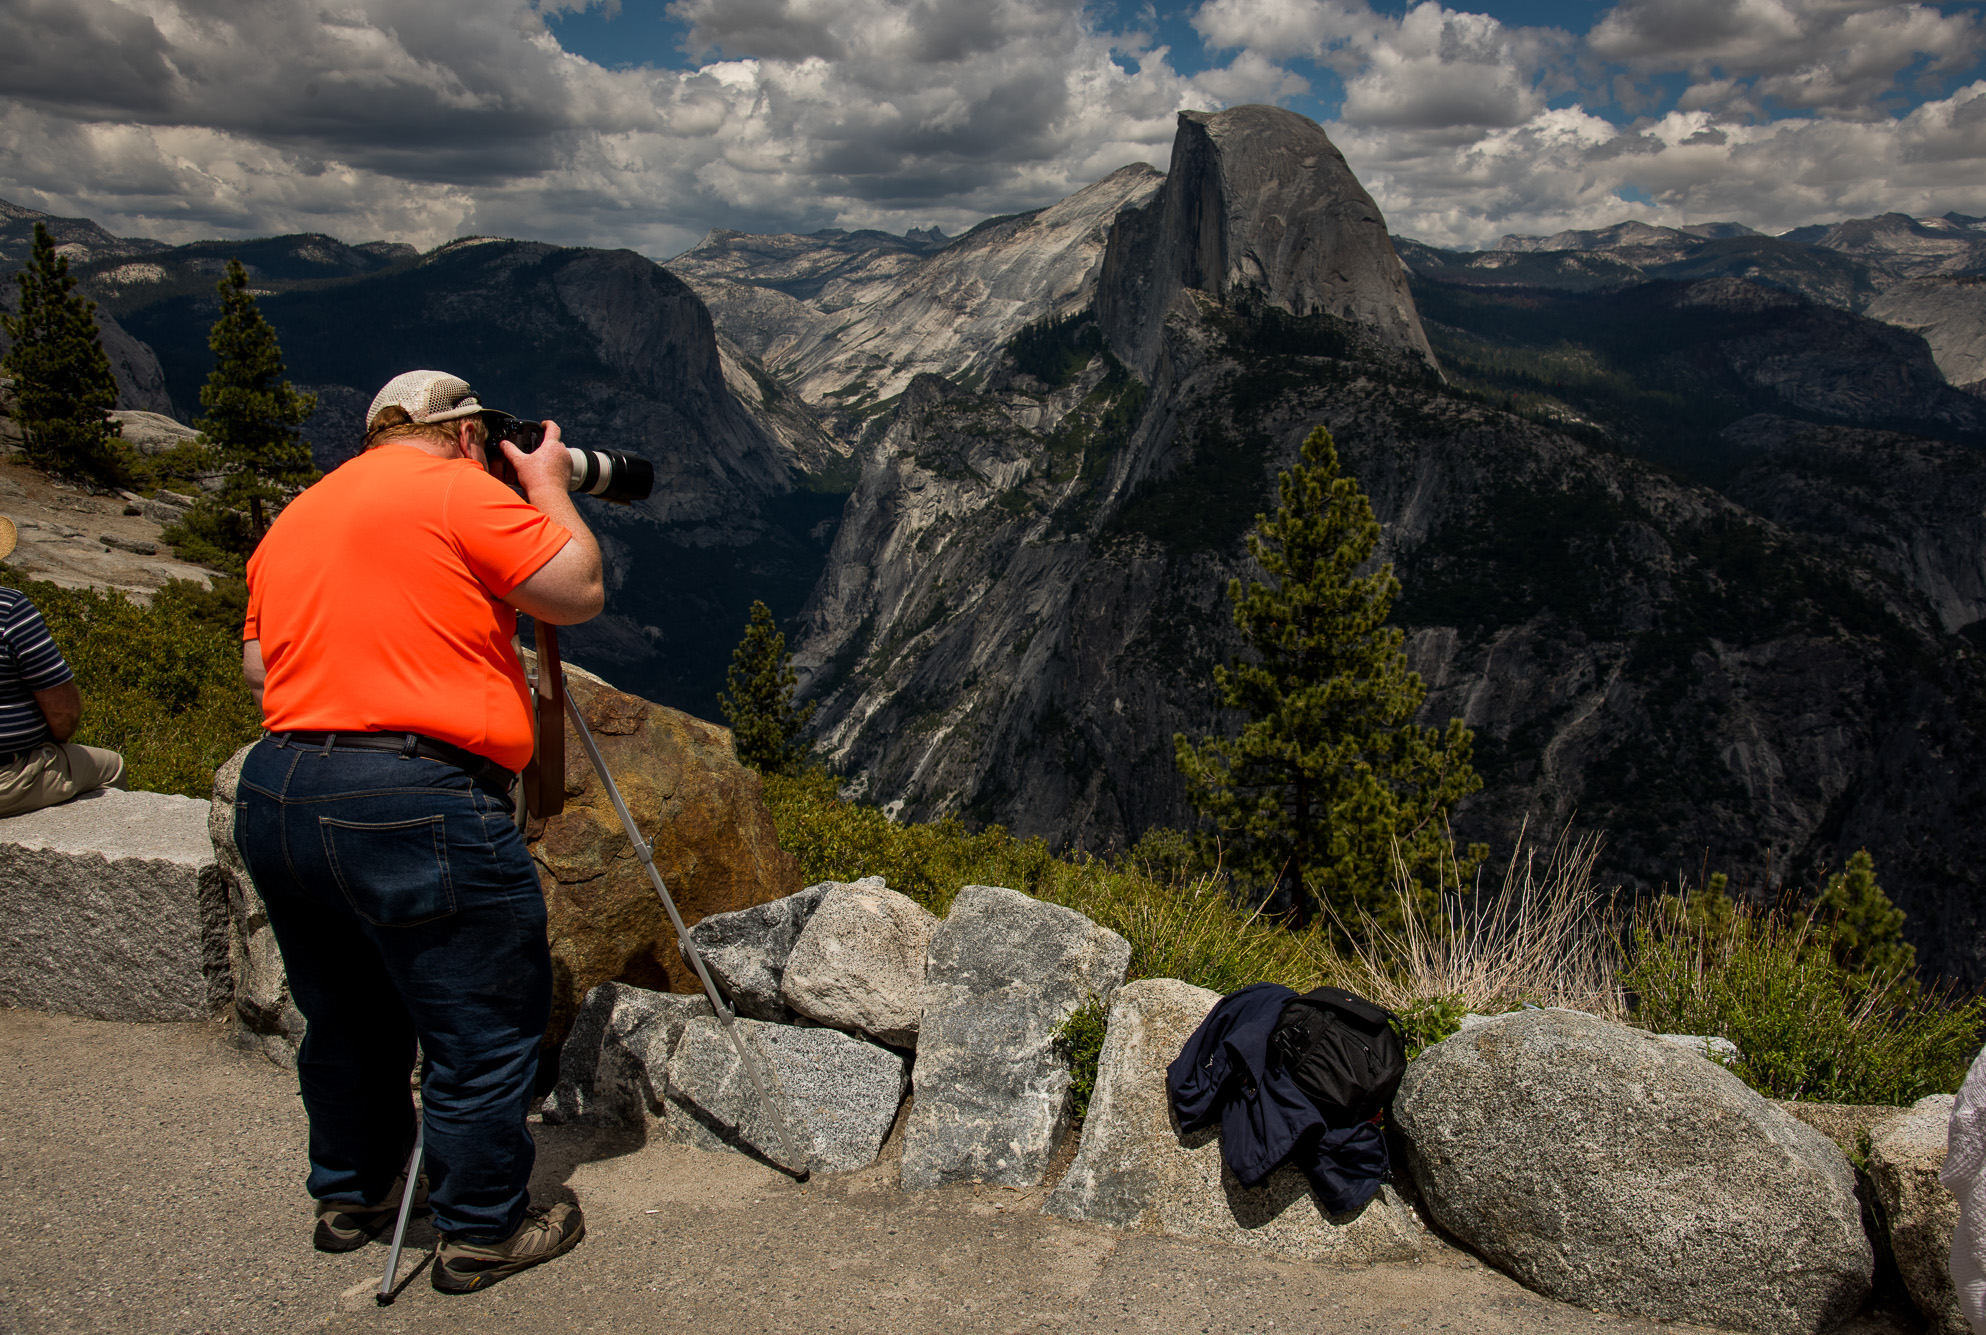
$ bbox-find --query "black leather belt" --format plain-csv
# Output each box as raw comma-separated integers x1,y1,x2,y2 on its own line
272,731,517,791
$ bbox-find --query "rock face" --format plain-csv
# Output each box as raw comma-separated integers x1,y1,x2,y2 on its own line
0,257,172,414
1654,278,1986,433
1721,414,1986,638
1045,979,1424,1263
792,226,1986,987
1868,1095,1965,1334
664,1015,910,1173
541,981,713,1129
780,879,937,1047
1395,1010,1871,1335
683,881,835,1022
901,885,1131,1190
1867,276,1986,393
111,410,200,456
1097,106,1435,378
0,788,229,1022
671,166,1164,424
528,669,802,1049
211,743,305,1064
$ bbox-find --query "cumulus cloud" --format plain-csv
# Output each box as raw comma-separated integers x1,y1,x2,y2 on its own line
1349,83,1986,247
0,0,1208,251
1183,0,1986,246
1194,0,1568,129
1592,0,1981,118
0,0,1981,257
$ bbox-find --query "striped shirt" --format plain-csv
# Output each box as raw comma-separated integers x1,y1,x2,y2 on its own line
0,588,74,755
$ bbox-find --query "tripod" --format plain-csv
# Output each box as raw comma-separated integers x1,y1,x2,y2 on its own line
375,622,809,1304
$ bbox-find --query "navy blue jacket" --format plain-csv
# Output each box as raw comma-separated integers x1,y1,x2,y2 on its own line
1165,981,1387,1216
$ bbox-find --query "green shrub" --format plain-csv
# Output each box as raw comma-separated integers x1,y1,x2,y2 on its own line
760,769,1325,993
764,769,1982,1106
1055,995,1109,1124
160,499,253,575
1396,995,1468,1062
2,569,261,796
1624,904,1983,1105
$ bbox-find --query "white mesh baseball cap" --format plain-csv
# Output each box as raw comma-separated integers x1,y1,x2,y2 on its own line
365,370,485,431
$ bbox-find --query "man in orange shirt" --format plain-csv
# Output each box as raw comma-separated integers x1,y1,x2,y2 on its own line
235,370,604,1294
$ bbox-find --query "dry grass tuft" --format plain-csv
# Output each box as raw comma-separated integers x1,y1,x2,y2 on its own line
1325,827,1627,1021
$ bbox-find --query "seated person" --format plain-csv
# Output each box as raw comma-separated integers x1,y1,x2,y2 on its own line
0,531,126,815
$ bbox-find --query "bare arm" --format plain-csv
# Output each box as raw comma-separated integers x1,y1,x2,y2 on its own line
500,424,605,625
243,639,266,712
32,681,80,742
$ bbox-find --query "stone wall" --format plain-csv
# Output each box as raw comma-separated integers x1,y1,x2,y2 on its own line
0,788,228,1021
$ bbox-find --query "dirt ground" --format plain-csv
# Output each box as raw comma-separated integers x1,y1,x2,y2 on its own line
0,1008,1921,1335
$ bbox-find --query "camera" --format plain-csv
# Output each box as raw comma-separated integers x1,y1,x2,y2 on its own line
481,412,654,504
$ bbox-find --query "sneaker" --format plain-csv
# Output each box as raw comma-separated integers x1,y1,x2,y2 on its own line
312,1173,430,1253
431,1202,585,1294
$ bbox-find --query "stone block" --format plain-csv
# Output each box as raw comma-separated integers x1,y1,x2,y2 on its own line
1869,1094,1964,1334
1395,1009,1871,1335
683,881,836,1021
780,879,937,1048
663,1015,909,1173
542,981,713,1128
901,884,1130,1190
0,787,229,1022
1045,978,1424,1263
211,742,303,1064
1774,1100,1910,1161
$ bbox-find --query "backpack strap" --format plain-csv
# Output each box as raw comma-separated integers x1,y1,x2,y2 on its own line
1304,986,1393,1030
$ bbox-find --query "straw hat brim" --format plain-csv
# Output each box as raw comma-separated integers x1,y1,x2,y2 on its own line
0,515,17,564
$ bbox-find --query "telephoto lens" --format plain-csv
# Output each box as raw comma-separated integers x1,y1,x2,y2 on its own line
481,412,655,504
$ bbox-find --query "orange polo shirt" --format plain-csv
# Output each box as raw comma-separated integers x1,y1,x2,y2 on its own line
244,444,572,772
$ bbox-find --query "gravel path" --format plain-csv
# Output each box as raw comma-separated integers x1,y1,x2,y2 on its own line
0,1008,1912,1335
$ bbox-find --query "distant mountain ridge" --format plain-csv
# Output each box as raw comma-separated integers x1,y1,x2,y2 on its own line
1487,210,1986,283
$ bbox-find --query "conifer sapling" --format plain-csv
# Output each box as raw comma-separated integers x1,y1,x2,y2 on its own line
1811,849,1916,982
718,600,817,775
195,259,318,539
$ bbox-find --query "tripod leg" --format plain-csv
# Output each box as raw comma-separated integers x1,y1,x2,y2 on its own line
375,1118,424,1306
560,685,812,1181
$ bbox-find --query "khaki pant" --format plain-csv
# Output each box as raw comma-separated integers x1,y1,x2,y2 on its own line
0,742,128,818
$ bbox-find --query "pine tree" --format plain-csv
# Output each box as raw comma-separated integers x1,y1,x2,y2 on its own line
195,260,317,539
1,222,132,484
1173,426,1481,926
1811,849,1916,981
718,600,817,775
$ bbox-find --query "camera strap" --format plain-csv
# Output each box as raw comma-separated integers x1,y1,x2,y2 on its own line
523,620,566,820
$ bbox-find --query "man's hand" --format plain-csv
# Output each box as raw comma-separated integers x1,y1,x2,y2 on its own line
501,421,573,500
500,419,605,626
32,681,80,742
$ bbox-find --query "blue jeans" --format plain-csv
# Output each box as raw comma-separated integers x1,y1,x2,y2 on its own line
234,737,550,1241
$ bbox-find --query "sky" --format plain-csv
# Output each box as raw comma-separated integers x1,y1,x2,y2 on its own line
0,0,1982,256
